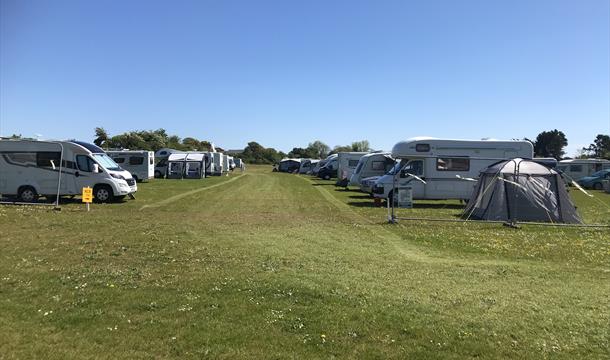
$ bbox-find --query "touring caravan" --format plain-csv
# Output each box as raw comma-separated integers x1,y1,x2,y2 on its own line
299,159,320,174
0,139,137,202
349,152,394,186
372,138,534,201
336,152,369,181
556,159,610,182
107,150,154,182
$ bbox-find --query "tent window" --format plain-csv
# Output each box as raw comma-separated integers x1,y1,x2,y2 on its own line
437,157,470,171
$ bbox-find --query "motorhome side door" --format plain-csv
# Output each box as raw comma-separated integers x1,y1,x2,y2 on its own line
398,160,425,199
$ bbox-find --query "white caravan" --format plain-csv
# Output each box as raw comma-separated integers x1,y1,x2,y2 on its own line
299,159,320,174
107,150,154,182
336,152,369,180
557,159,610,181
0,139,137,202
372,138,534,201
349,152,394,186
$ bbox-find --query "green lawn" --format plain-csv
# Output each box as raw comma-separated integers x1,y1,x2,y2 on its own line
1,166,608,359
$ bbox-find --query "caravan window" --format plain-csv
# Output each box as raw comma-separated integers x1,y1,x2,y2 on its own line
129,156,144,165
415,144,430,152
36,152,61,168
569,165,582,172
348,159,360,167
436,157,470,171
113,157,126,164
371,161,386,171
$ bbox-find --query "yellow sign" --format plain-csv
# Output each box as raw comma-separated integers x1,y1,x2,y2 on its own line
82,187,93,203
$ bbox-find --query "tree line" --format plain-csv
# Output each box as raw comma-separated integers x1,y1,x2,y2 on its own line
92,127,217,152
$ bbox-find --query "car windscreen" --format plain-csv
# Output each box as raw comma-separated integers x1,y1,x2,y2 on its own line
93,153,122,171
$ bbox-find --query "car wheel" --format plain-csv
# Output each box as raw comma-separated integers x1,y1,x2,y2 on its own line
93,185,114,203
18,186,38,202
593,182,603,190
154,170,163,178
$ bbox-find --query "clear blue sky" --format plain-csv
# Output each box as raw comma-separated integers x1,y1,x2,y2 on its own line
1,0,609,156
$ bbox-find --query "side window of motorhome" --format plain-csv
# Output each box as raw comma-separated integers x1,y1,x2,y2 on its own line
149,157,154,165
348,159,360,167
36,152,61,168
113,157,125,164
371,161,386,171
76,155,96,172
129,157,144,165
415,144,430,152
570,165,582,172
436,157,470,171
5,152,36,165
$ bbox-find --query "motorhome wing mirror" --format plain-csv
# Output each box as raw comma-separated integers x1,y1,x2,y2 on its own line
93,164,100,173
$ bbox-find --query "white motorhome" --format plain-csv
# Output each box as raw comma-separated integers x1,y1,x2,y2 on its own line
107,150,154,182
222,154,230,174
556,159,610,181
299,159,320,174
212,153,224,175
0,139,137,202
336,152,369,180
349,152,394,186
372,138,534,201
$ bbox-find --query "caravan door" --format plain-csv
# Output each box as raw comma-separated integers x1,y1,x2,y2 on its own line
396,160,425,199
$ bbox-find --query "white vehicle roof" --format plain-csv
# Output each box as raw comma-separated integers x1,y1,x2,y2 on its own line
558,158,610,164
168,153,188,161
391,138,533,158
280,158,302,163
185,153,206,161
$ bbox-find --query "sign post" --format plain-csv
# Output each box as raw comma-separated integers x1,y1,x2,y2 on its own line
82,187,93,211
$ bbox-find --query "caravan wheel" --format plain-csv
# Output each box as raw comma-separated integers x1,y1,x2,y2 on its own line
93,185,114,203
18,186,38,202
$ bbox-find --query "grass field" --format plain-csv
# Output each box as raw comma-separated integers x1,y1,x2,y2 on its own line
1,165,609,359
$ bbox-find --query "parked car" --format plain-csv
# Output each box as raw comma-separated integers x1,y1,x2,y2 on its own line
576,169,610,190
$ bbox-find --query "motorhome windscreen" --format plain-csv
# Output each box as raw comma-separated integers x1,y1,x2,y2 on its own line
386,161,404,175
92,154,122,171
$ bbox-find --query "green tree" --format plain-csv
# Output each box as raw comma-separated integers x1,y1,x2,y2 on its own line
533,130,568,159
306,140,330,158
93,127,108,148
582,134,610,159
351,140,371,152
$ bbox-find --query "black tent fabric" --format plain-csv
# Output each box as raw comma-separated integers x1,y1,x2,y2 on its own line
463,158,582,224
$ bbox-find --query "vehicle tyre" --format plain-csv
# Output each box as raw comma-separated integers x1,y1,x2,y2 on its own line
593,182,603,190
323,174,330,180
93,185,114,203
18,186,38,202
154,170,163,178
132,175,139,182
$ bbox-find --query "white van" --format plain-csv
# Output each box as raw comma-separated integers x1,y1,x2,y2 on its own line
107,150,154,182
372,138,534,201
349,152,394,186
556,159,610,181
0,139,137,202
337,152,369,180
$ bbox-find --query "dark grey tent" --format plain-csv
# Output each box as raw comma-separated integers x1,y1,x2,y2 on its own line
463,158,582,224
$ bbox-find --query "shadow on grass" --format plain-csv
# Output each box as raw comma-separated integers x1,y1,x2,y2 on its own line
348,194,373,199
348,201,383,208
312,183,336,186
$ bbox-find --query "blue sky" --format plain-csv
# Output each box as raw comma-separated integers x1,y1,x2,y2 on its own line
1,0,609,156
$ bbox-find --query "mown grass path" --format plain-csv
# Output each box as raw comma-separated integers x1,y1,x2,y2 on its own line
1,166,608,359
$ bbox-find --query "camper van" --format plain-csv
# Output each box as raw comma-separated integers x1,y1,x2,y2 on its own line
212,153,224,175
349,152,394,186
336,152,369,181
107,150,154,182
556,159,610,182
317,155,339,180
278,158,301,173
299,159,320,174
0,139,137,202
372,138,534,201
